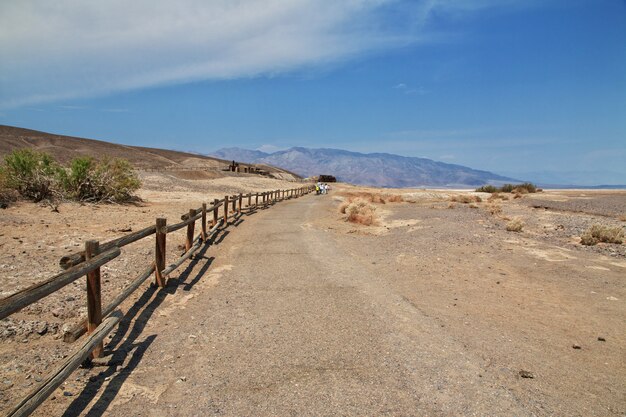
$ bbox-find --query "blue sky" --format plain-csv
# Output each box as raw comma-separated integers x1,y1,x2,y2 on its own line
1,0,625,185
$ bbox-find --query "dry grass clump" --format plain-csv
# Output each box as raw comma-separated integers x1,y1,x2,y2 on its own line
340,191,403,204
506,217,524,232
487,202,502,216
450,194,482,204
339,197,378,226
619,215,626,222
580,224,624,246
385,194,404,203
447,203,456,209
488,192,509,202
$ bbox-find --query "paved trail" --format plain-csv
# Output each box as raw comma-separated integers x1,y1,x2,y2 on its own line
66,196,533,416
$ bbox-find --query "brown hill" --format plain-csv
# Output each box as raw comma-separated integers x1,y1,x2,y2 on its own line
0,125,301,181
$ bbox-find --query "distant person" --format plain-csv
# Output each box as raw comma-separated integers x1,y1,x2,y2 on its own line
315,183,320,195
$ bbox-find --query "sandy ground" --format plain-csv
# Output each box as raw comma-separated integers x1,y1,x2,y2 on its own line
0,178,625,416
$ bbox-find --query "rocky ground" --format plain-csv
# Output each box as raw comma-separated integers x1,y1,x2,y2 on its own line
0,179,624,416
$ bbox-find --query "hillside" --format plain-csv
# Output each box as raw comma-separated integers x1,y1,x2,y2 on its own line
212,146,516,188
0,125,300,181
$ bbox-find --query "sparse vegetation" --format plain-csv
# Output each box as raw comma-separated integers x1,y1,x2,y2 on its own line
580,224,624,246
475,185,498,193
475,182,538,194
339,191,403,204
506,217,524,232
487,202,502,216
450,194,482,204
1,149,62,202
59,156,141,203
488,192,509,202
339,197,378,226
0,149,141,204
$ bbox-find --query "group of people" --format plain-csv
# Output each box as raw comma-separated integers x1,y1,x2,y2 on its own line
315,182,330,195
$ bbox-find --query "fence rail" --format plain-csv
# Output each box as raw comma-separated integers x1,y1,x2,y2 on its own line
0,185,314,417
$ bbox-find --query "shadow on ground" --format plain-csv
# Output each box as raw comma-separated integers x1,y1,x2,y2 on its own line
62,222,236,417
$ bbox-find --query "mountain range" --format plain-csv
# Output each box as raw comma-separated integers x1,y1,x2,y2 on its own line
211,147,516,188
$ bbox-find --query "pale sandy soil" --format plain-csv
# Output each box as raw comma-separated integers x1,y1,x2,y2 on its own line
0,171,302,411
0,178,624,416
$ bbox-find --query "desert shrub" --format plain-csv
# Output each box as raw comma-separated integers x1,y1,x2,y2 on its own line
341,197,377,226
475,185,498,193
516,182,537,193
0,169,18,208
479,182,538,194
59,156,141,203
580,224,624,246
451,194,481,204
488,192,509,202
385,194,404,203
506,218,524,232
487,202,502,216
620,215,626,222
339,191,404,205
2,149,61,202
447,202,456,209
469,203,479,209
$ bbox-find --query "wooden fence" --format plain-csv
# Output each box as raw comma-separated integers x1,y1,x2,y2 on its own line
0,185,314,417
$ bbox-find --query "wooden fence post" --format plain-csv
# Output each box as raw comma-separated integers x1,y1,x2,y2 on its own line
248,193,251,207
232,195,236,213
201,203,207,242
238,193,242,215
185,209,195,252
212,199,218,227
224,195,229,223
255,193,259,207
85,240,103,358
155,218,167,288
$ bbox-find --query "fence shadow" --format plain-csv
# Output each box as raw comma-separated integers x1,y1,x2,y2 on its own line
62,240,216,416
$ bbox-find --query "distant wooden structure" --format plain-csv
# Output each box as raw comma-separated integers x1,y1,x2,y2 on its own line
318,175,337,183
224,160,268,175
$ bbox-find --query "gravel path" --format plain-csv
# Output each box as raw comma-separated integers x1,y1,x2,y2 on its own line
25,190,624,416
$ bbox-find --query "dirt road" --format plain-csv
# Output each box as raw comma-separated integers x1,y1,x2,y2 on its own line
36,191,625,416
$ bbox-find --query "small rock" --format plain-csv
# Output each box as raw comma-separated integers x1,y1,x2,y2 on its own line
572,344,582,349
63,391,73,397
519,370,534,379
179,376,187,382
36,323,48,336
597,337,606,342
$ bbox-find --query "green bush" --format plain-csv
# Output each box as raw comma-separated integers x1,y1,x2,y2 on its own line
475,185,498,193
475,182,538,194
515,182,537,193
1,149,141,204
2,149,61,201
60,156,141,202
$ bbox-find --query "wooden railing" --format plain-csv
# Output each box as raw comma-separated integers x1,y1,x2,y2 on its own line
0,185,314,417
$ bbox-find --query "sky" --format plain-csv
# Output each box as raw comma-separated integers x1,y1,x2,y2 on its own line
0,0,625,185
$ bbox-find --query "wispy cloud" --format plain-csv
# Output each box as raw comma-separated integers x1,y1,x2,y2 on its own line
0,0,540,109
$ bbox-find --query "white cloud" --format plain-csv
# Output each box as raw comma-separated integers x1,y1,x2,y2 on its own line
0,0,535,108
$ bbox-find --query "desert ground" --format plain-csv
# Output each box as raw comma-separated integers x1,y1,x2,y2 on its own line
1,172,624,416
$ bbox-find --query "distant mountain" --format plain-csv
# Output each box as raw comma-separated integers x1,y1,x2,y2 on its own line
212,147,270,163
210,146,516,188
